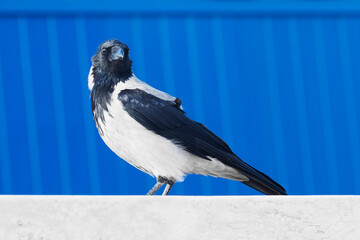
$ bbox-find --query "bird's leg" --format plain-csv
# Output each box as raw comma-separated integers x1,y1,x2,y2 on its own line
163,179,176,196
146,182,165,195
162,183,174,196
146,177,166,196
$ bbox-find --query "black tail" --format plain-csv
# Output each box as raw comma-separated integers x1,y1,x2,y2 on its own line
191,121,287,195
243,172,287,195
224,156,287,195
238,160,287,195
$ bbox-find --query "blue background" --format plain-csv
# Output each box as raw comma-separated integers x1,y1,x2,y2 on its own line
0,1,359,195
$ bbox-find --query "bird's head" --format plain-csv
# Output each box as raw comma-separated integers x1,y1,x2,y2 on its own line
91,39,132,80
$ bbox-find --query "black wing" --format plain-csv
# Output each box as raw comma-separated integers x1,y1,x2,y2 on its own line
118,88,287,195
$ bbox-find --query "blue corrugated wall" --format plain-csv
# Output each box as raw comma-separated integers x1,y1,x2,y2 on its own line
0,2,359,195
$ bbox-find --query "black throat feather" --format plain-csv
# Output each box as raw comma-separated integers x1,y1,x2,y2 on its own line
90,67,132,135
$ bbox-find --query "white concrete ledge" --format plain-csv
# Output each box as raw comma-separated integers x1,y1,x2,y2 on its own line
0,196,359,239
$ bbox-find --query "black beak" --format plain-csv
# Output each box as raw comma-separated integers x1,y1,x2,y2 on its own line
109,45,124,61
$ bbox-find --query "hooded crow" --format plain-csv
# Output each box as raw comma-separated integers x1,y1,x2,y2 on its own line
88,39,287,196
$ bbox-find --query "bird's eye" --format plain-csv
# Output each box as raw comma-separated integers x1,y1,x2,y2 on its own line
101,48,106,54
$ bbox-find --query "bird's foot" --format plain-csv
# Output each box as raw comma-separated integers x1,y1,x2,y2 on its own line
146,177,175,196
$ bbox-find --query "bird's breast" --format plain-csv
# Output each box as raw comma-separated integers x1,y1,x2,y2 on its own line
95,89,194,181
